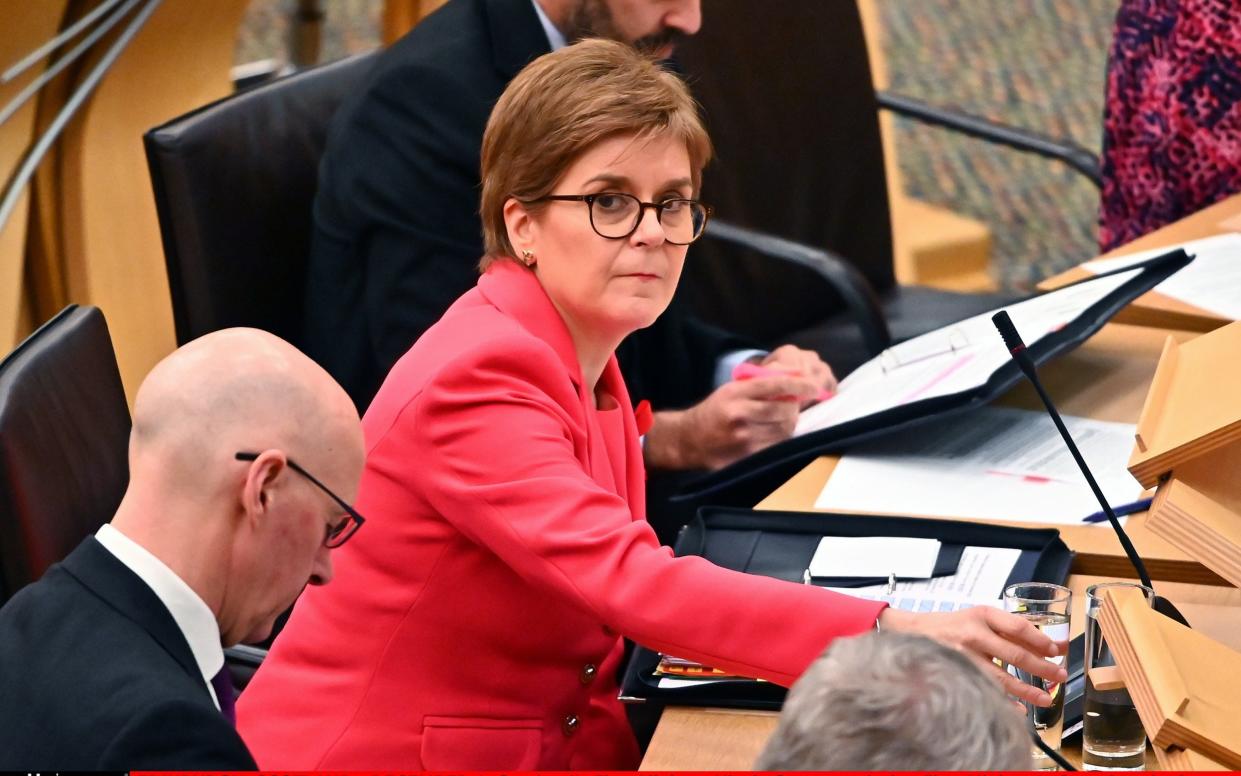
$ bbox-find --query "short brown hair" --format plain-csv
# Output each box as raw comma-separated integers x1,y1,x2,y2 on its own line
479,38,713,268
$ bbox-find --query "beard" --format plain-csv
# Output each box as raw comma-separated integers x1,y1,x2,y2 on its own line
564,0,686,56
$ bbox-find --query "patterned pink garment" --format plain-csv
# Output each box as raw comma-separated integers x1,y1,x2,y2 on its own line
1100,0,1241,251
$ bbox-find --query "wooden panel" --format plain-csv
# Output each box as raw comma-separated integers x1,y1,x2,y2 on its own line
0,1,70,352
640,707,778,771
58,0,248,399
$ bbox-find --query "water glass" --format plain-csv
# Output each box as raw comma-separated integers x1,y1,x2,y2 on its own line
1004,582,1071,770
1083,582,1153,770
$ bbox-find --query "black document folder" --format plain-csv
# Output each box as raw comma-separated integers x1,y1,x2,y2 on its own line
619,506,1073,710
672,248,1193,509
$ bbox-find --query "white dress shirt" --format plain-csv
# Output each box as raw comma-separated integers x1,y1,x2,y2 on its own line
95,523,225,709
531,0,567,51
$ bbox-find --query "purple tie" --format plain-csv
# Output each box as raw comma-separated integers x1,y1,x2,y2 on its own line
210,667,237,725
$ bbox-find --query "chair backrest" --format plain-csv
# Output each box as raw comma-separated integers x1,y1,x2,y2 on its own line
0,306,131,601
144,52,379,346
675,2,896,342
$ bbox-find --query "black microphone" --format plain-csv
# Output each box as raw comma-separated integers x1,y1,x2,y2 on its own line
992,310,1188,626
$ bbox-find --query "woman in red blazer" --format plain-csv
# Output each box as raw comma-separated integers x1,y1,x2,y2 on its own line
237,40,1064,770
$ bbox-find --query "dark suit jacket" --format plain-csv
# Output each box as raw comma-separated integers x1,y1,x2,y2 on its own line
0,537,257,770
303,0,747,412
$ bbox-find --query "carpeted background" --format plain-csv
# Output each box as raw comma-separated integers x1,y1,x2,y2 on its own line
236,0,1121,291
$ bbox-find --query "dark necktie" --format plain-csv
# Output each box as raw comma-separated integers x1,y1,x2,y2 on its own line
210,666,237,725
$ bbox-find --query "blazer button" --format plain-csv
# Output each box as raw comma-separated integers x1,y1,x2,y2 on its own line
562,714,580,737
579,663,597,684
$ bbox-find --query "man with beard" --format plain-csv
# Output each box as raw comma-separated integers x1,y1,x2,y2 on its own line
303,0,837,531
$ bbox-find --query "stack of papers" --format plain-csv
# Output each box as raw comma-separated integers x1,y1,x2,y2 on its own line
795,269,1141,436
822,545,1020,609
654,655,761,689
1083,233,1241,320
814,407,1144,525
655,544,1019,689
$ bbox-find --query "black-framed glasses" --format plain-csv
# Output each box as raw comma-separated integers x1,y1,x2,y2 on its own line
234,452,365,548
529,193,712,245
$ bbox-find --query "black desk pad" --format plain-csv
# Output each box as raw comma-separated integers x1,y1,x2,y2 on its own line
620,506,1073,711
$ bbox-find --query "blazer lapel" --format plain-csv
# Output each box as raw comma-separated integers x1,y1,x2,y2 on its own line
61,537,205,684
482,0,553,79
478,260,585,393
480,261,647,522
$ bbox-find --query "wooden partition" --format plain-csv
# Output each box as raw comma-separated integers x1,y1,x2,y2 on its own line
0,2,71,353
51,0,248,398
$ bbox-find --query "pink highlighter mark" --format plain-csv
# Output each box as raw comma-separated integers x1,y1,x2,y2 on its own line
985,470,1060,484
897,353,976,404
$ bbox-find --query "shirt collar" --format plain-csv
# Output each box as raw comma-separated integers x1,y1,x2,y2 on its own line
531,0,567,51
95,523,225,707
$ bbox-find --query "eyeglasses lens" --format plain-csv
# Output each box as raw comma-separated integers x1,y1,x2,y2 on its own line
589,194,706,244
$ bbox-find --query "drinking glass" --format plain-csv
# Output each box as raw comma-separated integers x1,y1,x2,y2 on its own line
1004,582,1071,770
1083,582,1153,770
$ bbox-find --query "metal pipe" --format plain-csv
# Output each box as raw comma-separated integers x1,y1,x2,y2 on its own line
0,0,164,238
0,0,145,130
2,0,127,83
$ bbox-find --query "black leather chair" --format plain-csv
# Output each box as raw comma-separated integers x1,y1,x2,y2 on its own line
0,305,130,603
144,51,379,346
676,1,1100,375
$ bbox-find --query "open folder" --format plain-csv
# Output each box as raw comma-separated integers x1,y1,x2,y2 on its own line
672,248,1193,506
619,506,1072,710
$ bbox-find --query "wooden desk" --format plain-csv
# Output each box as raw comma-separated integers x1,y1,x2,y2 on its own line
640,575,1241,770
643,197,1241,768
1038,193,1241,332
759,322,1226,584
642,324,1241,770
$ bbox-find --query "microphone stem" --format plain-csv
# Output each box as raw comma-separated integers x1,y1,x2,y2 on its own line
1025,372,1154,590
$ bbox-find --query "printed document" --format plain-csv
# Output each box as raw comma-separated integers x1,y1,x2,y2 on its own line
795,269,1141,436
813,406,1144,525
1083,233,1241,320
826,545,1021,607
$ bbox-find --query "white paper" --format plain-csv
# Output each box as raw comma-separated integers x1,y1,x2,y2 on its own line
813,407,1144,525
830,545,1021,606
809,536,941,579
795,269,1141,436
1083,233,1241,320
824,586,1003,614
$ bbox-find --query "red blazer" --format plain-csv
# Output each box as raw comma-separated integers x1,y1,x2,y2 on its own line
237,260,885,769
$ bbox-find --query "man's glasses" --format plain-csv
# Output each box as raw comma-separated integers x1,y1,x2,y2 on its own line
234,452,365,548
528,193,711,245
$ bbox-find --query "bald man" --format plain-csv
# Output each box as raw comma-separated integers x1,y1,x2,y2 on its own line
0,329,364,770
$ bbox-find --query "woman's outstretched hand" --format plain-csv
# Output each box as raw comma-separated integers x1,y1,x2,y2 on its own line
878,605,1069,707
